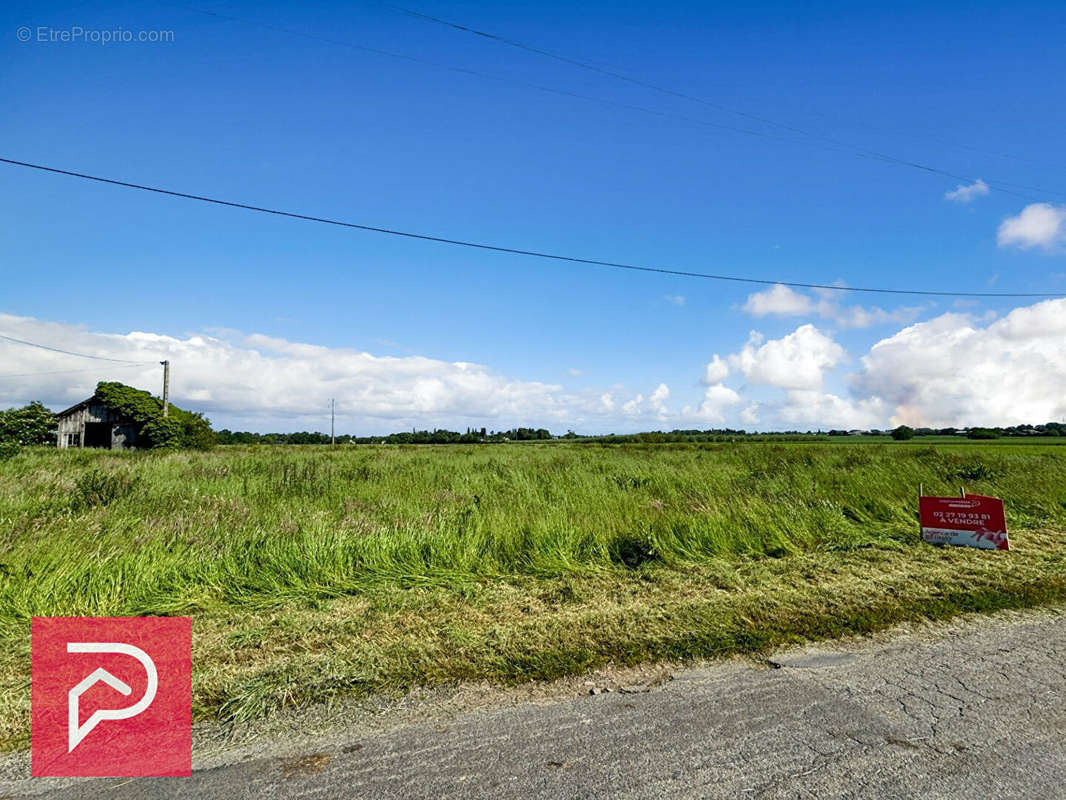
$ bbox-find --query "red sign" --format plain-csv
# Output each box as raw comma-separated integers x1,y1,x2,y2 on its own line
32,617,191,777
919,493,1009,551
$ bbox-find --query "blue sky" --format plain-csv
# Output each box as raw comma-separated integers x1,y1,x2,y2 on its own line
2,1,1065,433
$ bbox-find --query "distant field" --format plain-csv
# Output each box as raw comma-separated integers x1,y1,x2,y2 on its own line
821,435,1066,445
572,435,1066,445
2,441,1065,748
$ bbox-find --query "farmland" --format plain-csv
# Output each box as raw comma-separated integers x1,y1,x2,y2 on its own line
1,441,1065,749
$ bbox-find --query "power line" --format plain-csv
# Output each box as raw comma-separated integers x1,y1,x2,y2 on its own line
171,2,1060,201
165,2,859,158
0,364,150,380
388,5,1066,201
0,332,155,364
2,156,1063,299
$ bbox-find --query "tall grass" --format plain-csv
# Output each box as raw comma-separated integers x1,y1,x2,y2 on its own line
1,442,1065,745
1,443,1064,628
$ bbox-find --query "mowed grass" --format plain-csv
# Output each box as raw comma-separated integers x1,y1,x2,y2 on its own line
1,441,1065,748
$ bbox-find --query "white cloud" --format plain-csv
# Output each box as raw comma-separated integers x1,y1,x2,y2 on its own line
649,383,670,415
614,383,674,420
944,178,989,203
10,299,1066,436
739,403,760,425
567,367,584,376
688,355,740,423
723,302,1066,430
742,284,923,329
852,299,1066,427
702,354,729,385
778,390,886,430
0,313,672,433
720,301,1066,430
743,284,812,316
998,203,1066,250
825,302,921,329
620,395,643,415
728,325,844,390
664,295,686,306
714,324,880,429
692,384,741,423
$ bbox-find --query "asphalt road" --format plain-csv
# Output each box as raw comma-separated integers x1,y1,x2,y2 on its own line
7,610,1066,799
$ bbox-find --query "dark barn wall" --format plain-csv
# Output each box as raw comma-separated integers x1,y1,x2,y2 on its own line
55,400,140,449
112,423,139,449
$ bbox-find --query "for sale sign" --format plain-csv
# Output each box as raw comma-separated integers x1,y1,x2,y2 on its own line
919,493,1010,551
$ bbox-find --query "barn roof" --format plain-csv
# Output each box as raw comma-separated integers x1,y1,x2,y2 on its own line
55,395,100,418
57,393,147,420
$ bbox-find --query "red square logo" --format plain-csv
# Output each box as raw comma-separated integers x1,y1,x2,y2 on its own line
31,617,191,777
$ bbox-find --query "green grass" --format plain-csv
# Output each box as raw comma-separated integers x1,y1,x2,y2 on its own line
2,441,1065,748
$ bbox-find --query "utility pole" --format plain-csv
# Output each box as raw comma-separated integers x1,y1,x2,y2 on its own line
330,398,335,445
160,360,170,416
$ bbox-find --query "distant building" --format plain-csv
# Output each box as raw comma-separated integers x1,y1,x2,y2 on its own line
55,395,142,450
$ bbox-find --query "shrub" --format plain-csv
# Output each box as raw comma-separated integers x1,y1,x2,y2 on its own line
141,416,185,449
891,425,915,441
0,401,55,445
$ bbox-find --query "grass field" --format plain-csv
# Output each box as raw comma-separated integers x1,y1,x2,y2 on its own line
2,441,1065,749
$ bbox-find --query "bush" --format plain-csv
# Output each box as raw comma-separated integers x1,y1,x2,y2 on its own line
141,416,185,449
891,425,915,441
0,401,55,445
968,428,1000,440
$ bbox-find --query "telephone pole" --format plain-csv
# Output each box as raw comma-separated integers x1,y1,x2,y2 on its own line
330,398,335,445
160,360,170,416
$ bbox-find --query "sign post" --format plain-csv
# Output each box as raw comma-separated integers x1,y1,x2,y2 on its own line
918,492,1010,551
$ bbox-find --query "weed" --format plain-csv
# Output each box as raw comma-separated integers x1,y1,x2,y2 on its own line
71,469,138,509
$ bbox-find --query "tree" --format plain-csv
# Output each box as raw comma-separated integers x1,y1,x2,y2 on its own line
95,381,214,449
0,401,56,445
891,425,915,440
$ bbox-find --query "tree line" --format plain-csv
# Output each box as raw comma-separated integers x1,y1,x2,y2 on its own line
3,394,1064,457
214,427,554,445
214,423,1066,446
882,423,1066,440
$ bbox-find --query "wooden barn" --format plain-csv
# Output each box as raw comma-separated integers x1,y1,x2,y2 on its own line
55,394,142,450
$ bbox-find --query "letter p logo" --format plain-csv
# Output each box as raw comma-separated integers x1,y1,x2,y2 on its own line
32,618,190,777
67,643,158,752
